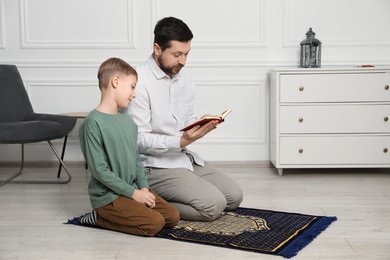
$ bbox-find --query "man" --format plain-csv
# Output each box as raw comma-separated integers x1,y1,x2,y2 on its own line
125,17,243,221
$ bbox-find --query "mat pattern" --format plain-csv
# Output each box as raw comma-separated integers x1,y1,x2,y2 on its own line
66,207,336,258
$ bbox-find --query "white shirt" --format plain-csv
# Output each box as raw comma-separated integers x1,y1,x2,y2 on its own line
124,55,204,171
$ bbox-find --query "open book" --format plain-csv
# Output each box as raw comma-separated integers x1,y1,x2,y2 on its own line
180,109,232,131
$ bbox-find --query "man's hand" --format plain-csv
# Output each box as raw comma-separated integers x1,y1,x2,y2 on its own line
180,120,219,148
132,188,156,208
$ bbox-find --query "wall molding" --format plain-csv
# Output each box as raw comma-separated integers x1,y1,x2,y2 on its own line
19,0,136,49
25,80,96,92
25,80,96,100
2,58,389,70
194,79,267,144
22,78,267,145
24,80,96,101
195,138,265,145
0,0,5,49
0,160,272,168
151,0,266,49
283,0,390,48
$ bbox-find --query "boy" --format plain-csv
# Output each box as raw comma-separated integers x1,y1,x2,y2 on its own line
79,57,179,236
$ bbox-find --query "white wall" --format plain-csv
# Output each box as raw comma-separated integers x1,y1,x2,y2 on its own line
0,0,389,162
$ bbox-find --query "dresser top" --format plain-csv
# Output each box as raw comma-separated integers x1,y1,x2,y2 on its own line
271,65,390,73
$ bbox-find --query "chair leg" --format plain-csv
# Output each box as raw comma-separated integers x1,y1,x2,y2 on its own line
0,141,72,186
0,144,25,187
57,135,68,177
47,140,72,184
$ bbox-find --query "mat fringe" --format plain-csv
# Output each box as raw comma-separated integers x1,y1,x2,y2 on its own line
277,216,337,258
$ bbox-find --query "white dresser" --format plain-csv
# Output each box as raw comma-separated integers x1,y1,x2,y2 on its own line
270,67,390,175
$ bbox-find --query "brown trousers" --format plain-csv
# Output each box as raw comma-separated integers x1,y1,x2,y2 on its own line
95,190,179,236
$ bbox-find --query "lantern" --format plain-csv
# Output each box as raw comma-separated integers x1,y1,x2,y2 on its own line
300,28,321,68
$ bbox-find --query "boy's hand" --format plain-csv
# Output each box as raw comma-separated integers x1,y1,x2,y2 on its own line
180,120,218,148
132,188,156,208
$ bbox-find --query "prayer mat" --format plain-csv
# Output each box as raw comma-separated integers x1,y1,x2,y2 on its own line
66,207,337,258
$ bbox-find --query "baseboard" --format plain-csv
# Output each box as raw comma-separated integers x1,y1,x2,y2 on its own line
0,161,86,168
209,161,271,168
0,160,271,168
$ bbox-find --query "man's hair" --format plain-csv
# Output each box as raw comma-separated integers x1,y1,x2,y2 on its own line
154,17,193,51
97,57,137,90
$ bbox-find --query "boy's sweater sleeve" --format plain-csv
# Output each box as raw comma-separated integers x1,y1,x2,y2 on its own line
135,150,149,189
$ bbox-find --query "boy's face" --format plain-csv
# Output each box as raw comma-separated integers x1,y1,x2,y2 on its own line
153,40,191,77
115,74,137,110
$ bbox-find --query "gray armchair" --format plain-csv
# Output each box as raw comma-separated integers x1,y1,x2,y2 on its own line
0,65,76,186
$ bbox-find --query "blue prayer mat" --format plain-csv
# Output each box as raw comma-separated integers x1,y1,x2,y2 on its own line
66,207,337,258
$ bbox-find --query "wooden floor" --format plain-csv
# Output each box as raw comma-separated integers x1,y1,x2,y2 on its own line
0,164,389,260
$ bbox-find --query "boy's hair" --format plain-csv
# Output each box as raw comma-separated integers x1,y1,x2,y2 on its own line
97,57,137,90
154,17,193,51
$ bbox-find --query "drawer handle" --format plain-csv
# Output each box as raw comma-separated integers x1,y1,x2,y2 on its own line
385,85,389,90
299,117,304,123
384,148,388,153
299,148,304,154
299,86,304,91
385,116,389,122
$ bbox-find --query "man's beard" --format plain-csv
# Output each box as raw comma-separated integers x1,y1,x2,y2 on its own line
157,56,184,76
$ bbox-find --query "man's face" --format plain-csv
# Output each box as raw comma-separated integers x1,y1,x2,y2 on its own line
153,40,191,77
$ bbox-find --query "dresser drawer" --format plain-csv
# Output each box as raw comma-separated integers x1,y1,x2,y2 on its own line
280,73,390,103
279,135,390,165
280,104,390,133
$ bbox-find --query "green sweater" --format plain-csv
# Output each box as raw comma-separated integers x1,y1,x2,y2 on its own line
79,110,149,209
